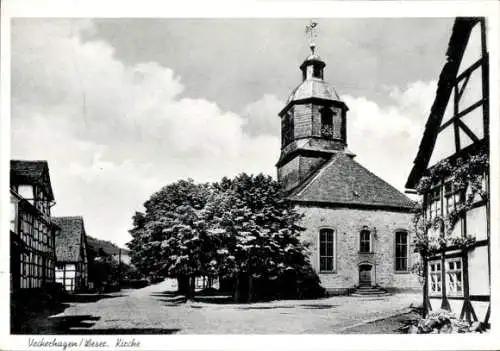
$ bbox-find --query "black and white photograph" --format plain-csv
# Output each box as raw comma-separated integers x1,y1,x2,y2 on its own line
1,1,499,350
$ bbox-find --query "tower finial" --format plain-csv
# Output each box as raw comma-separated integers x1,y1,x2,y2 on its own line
305,20,318,54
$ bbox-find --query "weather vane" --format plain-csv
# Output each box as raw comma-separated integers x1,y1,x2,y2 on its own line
305,20,319,54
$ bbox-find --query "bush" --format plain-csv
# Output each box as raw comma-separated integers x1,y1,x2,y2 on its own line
295,266,326,299
405,309,487,334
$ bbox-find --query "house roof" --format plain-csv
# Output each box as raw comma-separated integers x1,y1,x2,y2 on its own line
52,216,86,262
405,18,481,189
288,152,415,210
10,160,55,201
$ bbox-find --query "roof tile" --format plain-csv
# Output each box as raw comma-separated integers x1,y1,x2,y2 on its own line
289,153,415,210
52,216,85,262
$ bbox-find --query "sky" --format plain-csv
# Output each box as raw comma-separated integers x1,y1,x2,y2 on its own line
10,18,455,247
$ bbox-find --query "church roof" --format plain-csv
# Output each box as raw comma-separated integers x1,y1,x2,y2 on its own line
288,152,415,210
53,216,86,263
287,78,341,104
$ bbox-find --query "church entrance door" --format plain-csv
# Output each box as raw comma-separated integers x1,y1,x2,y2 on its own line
359,264,372,286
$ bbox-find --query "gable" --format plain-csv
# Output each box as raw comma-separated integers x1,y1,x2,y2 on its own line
53,216,85,262
10,160,55,201
406,18,488,189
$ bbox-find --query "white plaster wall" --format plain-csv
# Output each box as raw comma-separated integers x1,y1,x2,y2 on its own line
468,246,490,295
466,205,488,240
471,301,490,322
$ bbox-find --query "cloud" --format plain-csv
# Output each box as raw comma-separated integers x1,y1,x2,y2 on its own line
11,19,280,246
343,80,437,191
11,19,436,247
241,94,284,137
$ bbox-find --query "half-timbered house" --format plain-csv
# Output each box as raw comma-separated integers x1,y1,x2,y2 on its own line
10,160,57,292
405,17,490,325
52,216,90,292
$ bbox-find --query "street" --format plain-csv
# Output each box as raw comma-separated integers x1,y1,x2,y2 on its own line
18,280,420,334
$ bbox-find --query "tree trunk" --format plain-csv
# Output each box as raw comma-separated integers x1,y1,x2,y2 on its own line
185,276,195,301
233,275,241,303
247,274,253,303
177,275,192,301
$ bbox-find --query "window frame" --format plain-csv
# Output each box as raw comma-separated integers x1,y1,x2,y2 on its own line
445,258,464,297
395,230,409,272
359,230,371,253
428,260,442,296
427,184,442,221
318,228,336,273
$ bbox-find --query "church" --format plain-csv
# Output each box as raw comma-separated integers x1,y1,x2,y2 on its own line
276,37,420,295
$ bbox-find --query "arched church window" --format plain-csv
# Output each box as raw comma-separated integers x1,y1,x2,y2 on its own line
320,108,334,139
359,230,371,253
395,231,408,271
319,228,335,272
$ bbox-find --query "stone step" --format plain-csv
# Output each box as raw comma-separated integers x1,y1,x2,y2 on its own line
351,286,390,297
351,292,391,297
353,291,387,295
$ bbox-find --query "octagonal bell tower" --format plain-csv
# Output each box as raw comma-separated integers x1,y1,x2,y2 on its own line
276,36,351,192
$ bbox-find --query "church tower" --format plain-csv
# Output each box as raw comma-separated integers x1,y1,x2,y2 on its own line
274,22,419,295
277,38,350,192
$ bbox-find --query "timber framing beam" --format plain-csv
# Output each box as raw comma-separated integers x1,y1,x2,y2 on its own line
439,98,485,132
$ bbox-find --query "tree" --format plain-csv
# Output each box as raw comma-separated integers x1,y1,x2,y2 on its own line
209,173,312,302
127,179,211,299
89,248,121,292
128,174,321,303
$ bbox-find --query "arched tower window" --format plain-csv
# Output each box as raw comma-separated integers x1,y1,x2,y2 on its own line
319,228,335,272
395,231,408,271
281,111,294,147
320,108,334,139
359,230,371,253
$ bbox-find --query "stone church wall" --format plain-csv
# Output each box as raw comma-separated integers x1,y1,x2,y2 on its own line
298,205,421,294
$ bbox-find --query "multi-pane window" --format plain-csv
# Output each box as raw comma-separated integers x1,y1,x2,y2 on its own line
395,231,408,271
446,258,463,296
429,261,442,295
319,229,335,272
444,181,454,214
359,230,371,253
444,181,464,214
427,186,442,220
